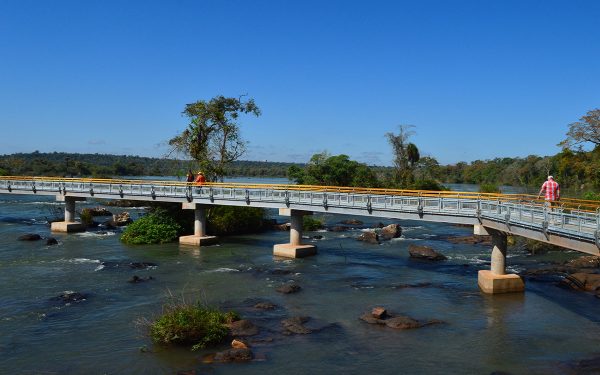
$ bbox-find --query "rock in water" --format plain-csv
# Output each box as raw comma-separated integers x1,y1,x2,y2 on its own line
227,320,259,336
18,234,41,241
213,348,253,362
340,219,363,225
357,231,380,244
281,316,313,335
45,237,59,246
371,307,388,319
380,224,402,240
566,256,600,269
276,283,302,294
231,339,249,349
408,244,447,261
384,316,422,329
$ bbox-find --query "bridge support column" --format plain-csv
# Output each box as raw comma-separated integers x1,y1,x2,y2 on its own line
274,209,317,258
179,203,218,246
51,196,86,233
476,226,524,294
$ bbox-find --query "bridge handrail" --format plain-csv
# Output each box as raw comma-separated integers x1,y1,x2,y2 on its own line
1,175,599,212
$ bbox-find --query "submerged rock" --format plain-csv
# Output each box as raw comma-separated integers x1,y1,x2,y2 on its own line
359,307,443,330
228,319,259,336
357,231,380,244
379,224,402,240
50,291,88,304
340,219,363,226
254,302,277,310
276,283,302,294
17,233,41,241
328,225,349,232
45,237,59,246
127,275,154,283
408,244,447,261
128,262,158,269
282,316,313,334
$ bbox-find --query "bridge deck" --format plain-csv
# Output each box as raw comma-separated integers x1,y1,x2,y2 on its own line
1,176,599,255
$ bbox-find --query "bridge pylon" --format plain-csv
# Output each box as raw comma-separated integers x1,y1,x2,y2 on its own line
475,225,525,294
179,203,218,246
51,195,86,233
274,209,317,258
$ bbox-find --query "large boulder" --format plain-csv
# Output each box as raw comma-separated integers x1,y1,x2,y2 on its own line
379,224,402,240
357,231,379,244
17,233,42,241
282,316,313,335
112,212,132,226
408,245,447,261
566,256,600,269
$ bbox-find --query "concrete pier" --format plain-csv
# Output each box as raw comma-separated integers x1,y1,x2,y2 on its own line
51,196,86,233
179,203,218,246
475,225,524,294
273,208,317,258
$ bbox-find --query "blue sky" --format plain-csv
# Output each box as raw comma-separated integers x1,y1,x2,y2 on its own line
1,0,599,165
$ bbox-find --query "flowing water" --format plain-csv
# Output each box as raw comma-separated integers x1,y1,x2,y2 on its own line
1,182,600,374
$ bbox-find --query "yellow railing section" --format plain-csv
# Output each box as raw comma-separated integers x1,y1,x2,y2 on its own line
1,176,599,212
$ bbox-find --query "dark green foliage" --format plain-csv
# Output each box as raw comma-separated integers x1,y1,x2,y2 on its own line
79,209,94,226
288,152,380,187
149,301,239,351
412,179,447,191
120,209,182,244
583,192,600,201
207,206,266,235
479,183,501,193
303,216,324,231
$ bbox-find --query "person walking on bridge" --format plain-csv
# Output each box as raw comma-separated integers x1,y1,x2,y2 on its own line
537,175,560,207
195,171,206,186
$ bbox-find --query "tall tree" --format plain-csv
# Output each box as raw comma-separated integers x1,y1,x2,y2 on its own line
168,95,261,181
559,108,600,150
386,125,415,187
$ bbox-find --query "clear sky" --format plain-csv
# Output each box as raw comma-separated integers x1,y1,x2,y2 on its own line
1,0,599,166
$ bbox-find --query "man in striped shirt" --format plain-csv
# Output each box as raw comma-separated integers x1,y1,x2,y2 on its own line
537,175,560,204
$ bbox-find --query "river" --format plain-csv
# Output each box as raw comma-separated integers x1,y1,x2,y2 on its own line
1,179,600,374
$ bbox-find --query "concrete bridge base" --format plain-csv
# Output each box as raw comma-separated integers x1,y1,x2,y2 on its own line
51,196,86,233
51,221,86,233
179,203,218,246
475,225,525,294
179,235,218,246
274,209,317,258
478,270,525,294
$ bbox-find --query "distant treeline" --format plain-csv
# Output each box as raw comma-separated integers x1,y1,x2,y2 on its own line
1,149,599,195
0,151,302,179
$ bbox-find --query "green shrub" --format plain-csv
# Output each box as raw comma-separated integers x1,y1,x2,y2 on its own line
79,209,94,226
479,183,501,194
303,216,324,231
412,179,448,191
149,302,239,351
120,209,181,244
207,206,265,235
583,192,600,201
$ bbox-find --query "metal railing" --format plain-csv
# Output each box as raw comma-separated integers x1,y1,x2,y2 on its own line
1,176,599,247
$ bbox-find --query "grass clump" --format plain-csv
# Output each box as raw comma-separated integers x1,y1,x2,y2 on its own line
149,301,239,351
120,209,181,244
303,216,324,231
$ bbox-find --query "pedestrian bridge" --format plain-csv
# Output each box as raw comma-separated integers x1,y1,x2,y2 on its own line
1,176,599,294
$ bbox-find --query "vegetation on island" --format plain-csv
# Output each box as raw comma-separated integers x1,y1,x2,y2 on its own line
148,299,239,351
120,209,182,245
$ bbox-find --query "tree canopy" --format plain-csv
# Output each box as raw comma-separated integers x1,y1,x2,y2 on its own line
288,152,380,187
168,95,261,180
560,108,600,150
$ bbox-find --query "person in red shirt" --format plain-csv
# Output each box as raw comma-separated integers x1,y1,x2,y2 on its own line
194,171,206,186
537,175,560,206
